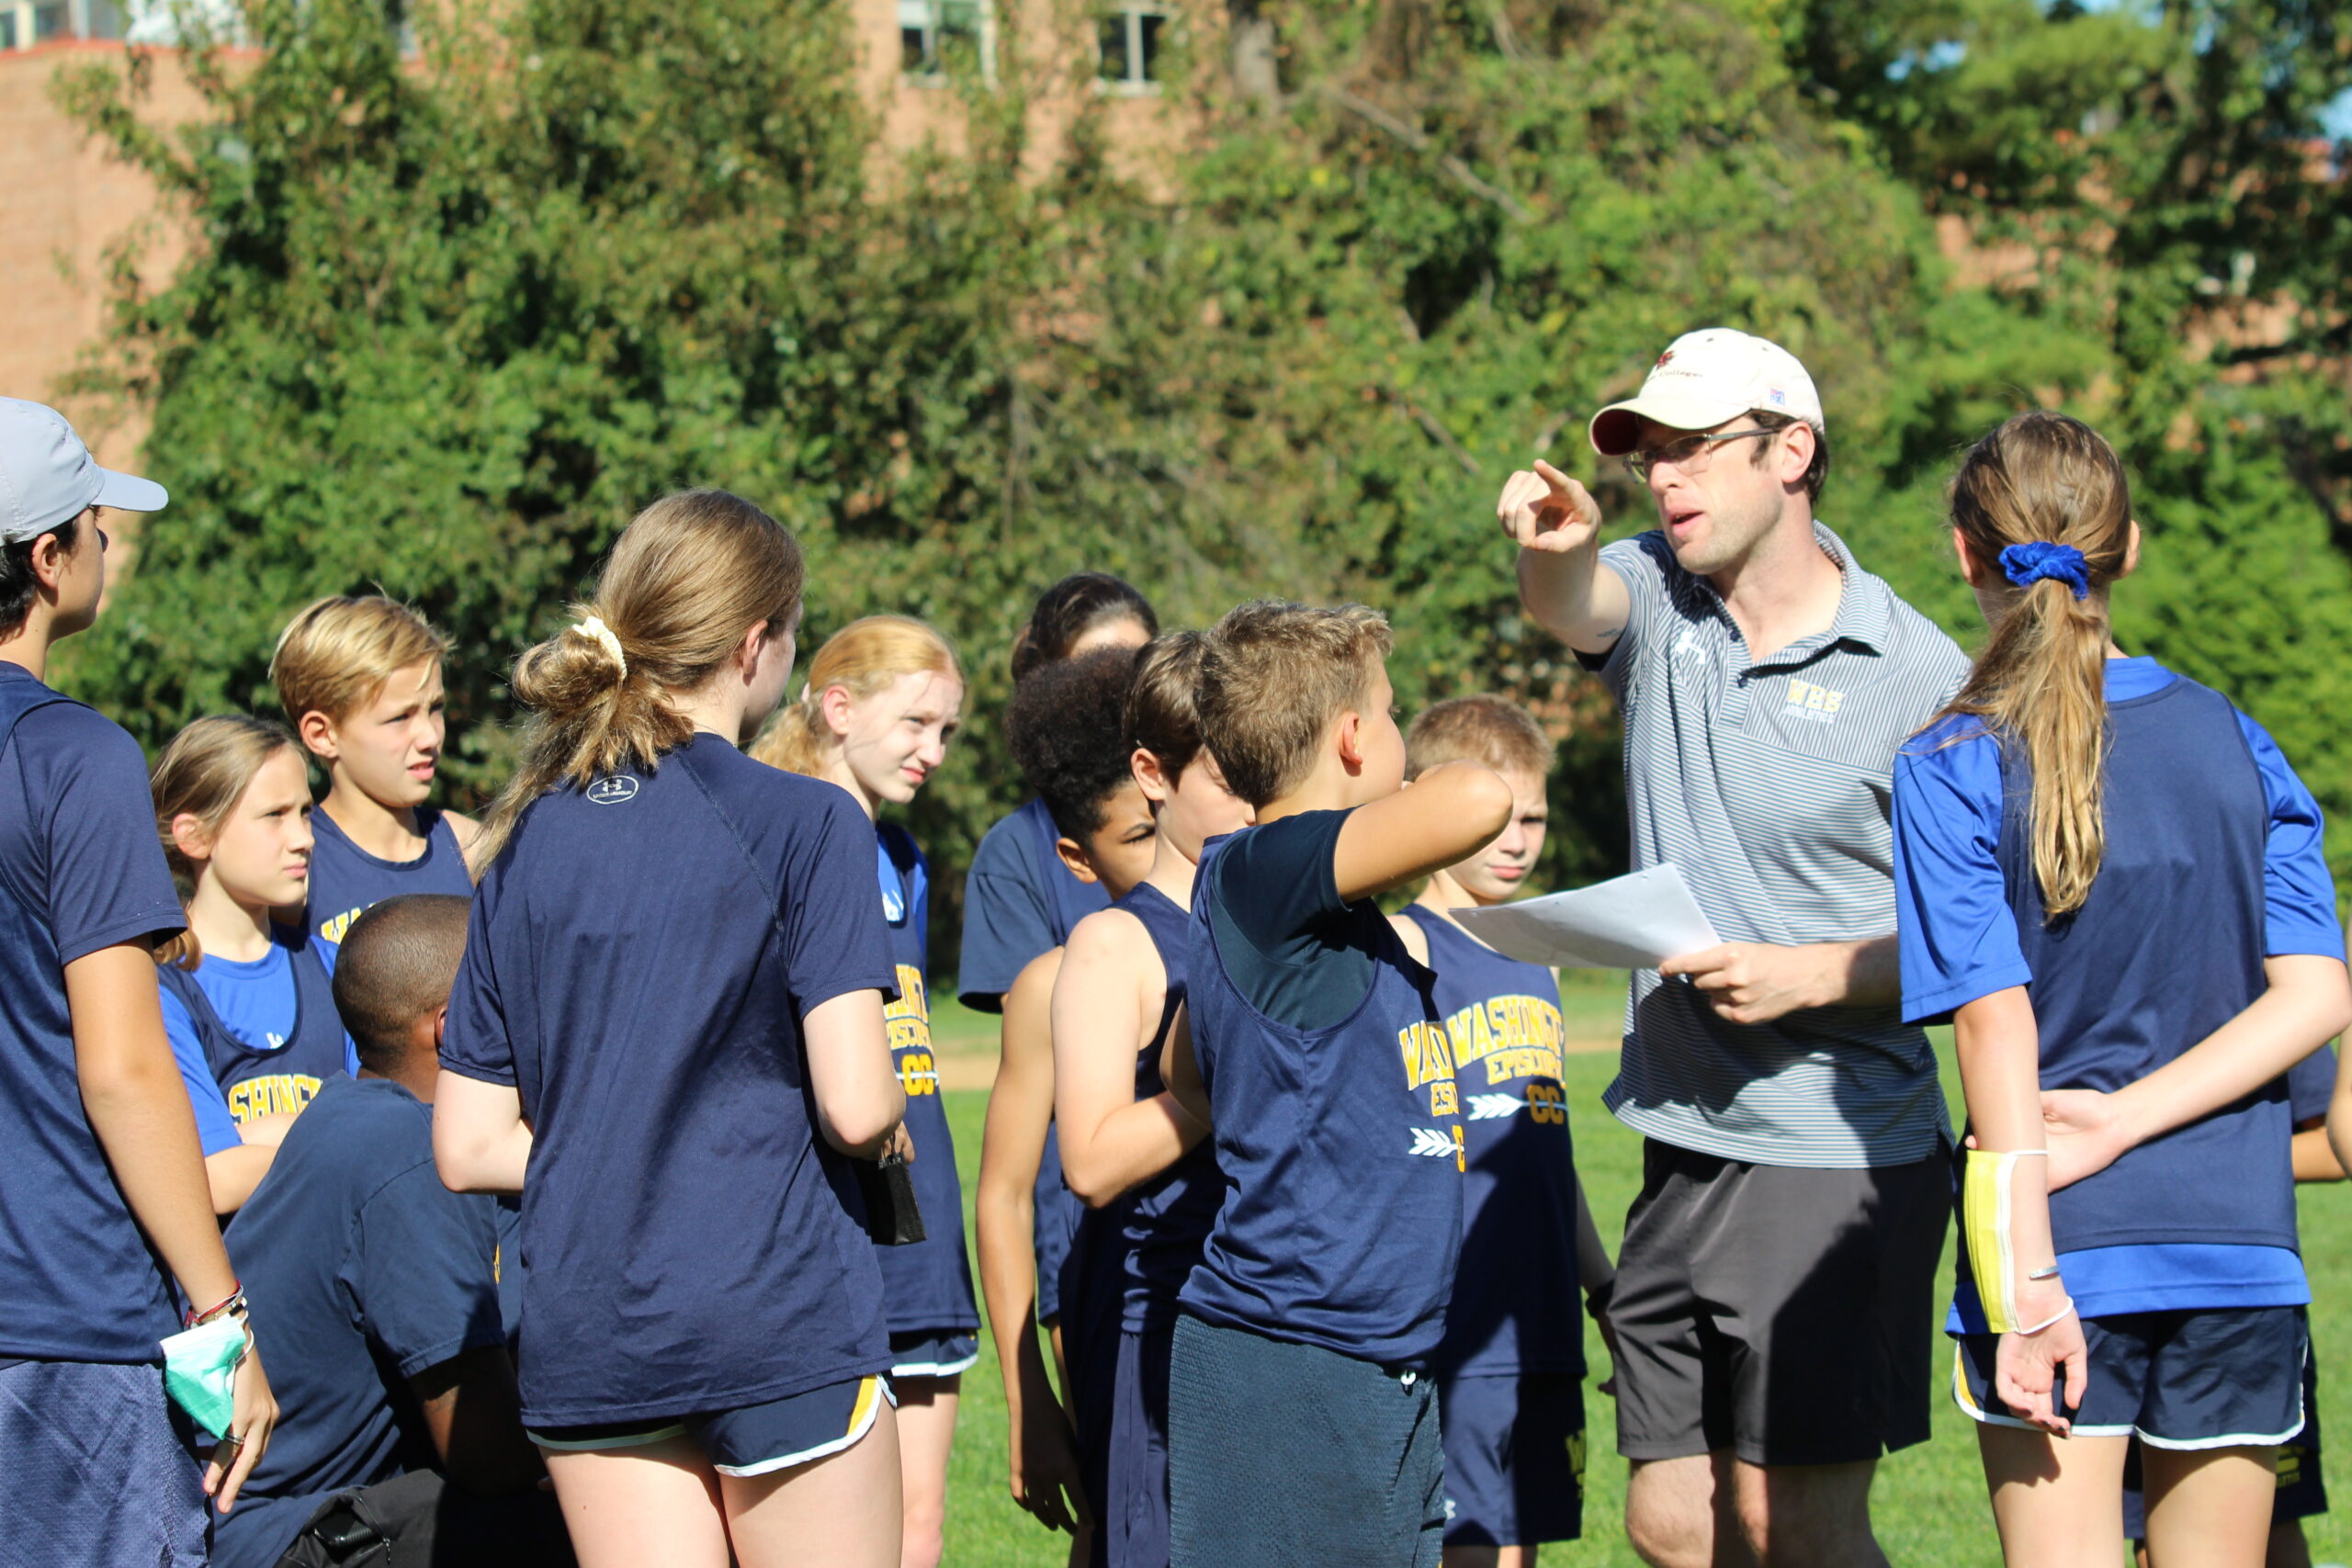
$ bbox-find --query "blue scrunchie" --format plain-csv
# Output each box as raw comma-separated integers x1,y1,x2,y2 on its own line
1998,541,2090,601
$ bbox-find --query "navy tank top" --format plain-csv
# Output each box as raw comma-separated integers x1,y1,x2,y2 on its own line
1403,906,1583,1379
1094,883,1219,1332
159,929,348,1127
875,823,981,1336
1995,674,2294,1257
308,806,472,949
1180,830,1464,1368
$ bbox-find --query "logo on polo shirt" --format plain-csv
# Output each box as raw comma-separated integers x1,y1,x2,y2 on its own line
1781,677,1846,726
586,775,640,805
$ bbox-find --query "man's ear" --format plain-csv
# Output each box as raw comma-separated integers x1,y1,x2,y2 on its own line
297,709,341,763
1054,835,1102,886
429,1002,449,1053
1777,421,1816,491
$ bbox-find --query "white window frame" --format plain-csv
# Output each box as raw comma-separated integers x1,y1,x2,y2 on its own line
898,0,995,86
1093,4,1167,96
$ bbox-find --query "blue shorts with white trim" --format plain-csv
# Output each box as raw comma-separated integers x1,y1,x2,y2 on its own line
527,1372,892,1476
889,1327,979,1380
1954,1305,2305,1449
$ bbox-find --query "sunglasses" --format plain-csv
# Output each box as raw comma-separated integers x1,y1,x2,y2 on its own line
1623,426,1781,482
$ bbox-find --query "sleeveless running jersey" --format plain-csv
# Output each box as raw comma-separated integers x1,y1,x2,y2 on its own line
1181,826,1465,1368
1094,882,1219,1332
308,806,472,949
1402,906,1583,1379
158,929,349,1128
876,823,981,1337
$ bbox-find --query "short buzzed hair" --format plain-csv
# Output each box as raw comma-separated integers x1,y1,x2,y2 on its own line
332,895,472,1073
1405,695,1555,783
1198,601,1393,808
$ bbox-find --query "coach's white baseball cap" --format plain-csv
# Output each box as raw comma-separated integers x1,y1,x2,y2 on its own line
0,398,168,545
1589,329,1825,457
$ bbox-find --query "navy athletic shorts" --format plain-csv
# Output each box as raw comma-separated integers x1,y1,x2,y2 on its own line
2123,1331,2325,1538
1955,1304,2306,1449
1168,1313,1444,1568
0,1359,209,1566
528,1372,892,1476
1438,1371,1586,1548
888,1328,979,1380
1075,1321,1176,1568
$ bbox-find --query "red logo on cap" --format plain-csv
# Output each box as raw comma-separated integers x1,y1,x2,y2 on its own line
1656,350,1675,367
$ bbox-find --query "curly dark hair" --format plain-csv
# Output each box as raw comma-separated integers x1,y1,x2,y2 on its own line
1008,645,1145,840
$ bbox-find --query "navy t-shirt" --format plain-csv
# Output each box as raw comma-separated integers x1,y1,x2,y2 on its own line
2290,1045,2337,1126
213,1076,506,1568
1106,881,1218,1331
441,735,899,1427
957,796,1110,1010
1182,814,1465,1368
0,665,187,1362
1405,907,1584,1380
1896,659,2345,1322
876,822,980,1337
309,806,473,949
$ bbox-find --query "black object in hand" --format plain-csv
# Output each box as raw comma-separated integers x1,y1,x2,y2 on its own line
858,1151,926,1246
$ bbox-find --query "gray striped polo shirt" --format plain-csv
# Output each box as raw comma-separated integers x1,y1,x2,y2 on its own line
1589,523,1970,1168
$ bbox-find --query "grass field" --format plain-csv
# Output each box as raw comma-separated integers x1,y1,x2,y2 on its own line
933,1043,2352,1566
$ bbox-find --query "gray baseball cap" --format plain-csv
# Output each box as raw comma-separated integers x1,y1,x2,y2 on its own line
0,398,168,544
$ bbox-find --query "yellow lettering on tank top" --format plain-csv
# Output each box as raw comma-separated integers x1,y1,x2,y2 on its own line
887,963,938,1094
226,1073,322,1125
1396,1019,1457,1095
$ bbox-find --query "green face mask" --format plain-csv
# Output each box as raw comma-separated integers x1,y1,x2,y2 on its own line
161,1316,248,1438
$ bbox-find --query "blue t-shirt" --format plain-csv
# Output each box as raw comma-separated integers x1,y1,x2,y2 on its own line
212,1076,506,1568
160,926,356,1156
876,821,980,1337
1405,907,1584,1380
440,735,900,1427
308,805,473,949
957,796,1111,1010
958,796,1109,1323
2291,1045,2337,1126
1181,814,1465,1368
1894,658,2345,1324
0,665,187,1363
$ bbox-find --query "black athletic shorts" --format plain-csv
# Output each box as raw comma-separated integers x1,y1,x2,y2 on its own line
1611,1138,1947,1468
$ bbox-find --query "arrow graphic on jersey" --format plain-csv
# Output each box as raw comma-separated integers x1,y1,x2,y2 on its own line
1466,1093,1524,1122
1410,1128,1460,1158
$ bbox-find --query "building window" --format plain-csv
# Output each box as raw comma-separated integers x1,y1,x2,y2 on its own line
899,0,988,82
1096,5,1164,92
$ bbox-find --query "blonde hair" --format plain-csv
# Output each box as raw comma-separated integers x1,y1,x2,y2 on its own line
1939,410,2134,919
1406,694,1555,783
475,490,806,866
1197,600,1393,808
752,615,962,776
151,715,306,970
271,596,452,728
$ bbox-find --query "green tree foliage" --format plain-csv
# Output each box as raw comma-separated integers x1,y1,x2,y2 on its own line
51,0,2352,958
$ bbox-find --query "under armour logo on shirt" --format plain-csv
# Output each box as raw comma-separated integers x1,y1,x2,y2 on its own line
586,776,640,806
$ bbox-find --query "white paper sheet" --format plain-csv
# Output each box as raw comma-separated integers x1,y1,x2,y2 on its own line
1451,863,1720,970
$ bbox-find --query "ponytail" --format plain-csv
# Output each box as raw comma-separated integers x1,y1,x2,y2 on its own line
751,615,961,778
151,715,306,970
475,490,805,867
1938,412,2134,919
